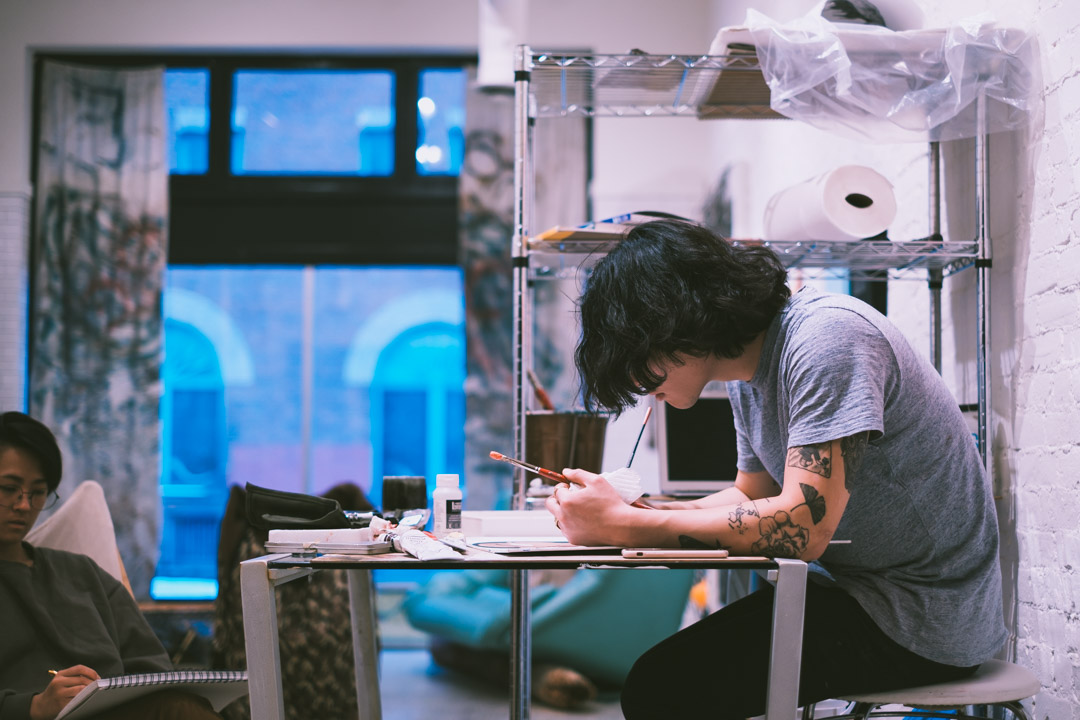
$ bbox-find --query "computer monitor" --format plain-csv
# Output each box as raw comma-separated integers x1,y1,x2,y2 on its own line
653,382,739,498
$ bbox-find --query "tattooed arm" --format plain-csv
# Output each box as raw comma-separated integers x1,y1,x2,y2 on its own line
553,433,869,560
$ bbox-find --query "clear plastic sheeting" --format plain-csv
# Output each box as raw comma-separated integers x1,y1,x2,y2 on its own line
742,4,1041,142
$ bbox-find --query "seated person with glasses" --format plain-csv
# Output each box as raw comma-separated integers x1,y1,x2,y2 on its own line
0,411,222,720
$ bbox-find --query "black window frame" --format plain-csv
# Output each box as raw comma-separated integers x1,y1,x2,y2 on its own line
32,52,475,266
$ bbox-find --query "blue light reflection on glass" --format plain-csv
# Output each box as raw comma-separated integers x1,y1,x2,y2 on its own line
165,69,209,175
232,69,395,175
416,68,466,176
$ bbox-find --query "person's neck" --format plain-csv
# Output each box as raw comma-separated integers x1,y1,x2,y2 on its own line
0,541,31,565
710,332,766,383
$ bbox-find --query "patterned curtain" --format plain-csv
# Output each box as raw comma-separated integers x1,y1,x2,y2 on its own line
460,77,587,511
30,61,168,599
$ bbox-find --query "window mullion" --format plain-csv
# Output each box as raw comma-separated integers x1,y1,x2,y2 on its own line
394,64,420,187
207,60,234,180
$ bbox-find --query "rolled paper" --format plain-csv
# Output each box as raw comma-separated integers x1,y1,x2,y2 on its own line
763,165,897,242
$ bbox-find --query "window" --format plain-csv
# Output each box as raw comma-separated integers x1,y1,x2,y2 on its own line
232,69,396,175
36,53,473,601
155,267,466,599
165,69,209,175
166,57,469,265
154,55,471,600
416,69,466,175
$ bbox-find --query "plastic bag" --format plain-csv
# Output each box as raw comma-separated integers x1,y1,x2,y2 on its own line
743,3,1041,142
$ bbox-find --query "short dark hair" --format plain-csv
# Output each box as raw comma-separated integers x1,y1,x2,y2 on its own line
575,219,790,413
0,411,63,492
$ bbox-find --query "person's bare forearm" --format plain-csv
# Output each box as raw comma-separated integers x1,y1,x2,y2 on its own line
622,492,826,559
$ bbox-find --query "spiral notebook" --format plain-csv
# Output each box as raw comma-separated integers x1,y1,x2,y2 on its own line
56,670,248,719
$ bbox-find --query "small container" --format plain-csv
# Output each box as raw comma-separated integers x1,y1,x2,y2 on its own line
432,474,463,538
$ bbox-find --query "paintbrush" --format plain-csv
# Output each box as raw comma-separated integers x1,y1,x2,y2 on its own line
489,451,573,485
625,405,652,468
597,406,652,505
526,369,556,411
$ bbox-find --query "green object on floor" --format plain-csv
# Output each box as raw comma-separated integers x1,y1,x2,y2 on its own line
402,568,695,686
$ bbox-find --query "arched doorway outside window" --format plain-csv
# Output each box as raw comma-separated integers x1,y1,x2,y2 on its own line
157,319,228,591
368,321,466,509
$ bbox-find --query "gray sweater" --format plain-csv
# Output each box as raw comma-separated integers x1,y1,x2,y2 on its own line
0,544,172,720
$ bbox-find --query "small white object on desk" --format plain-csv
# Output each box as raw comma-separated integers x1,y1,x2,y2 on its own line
266,527,375,553
461,510,561,537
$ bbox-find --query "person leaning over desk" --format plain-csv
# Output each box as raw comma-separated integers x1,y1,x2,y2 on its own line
546,219,1006,719
0,412,222,720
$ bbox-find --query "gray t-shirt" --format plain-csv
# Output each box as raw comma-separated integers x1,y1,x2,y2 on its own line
727,287,1006,667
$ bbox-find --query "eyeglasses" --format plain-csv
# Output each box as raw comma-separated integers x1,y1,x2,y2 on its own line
0,485,60,511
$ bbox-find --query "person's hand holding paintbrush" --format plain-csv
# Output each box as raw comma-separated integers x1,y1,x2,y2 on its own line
488,451,651,509
490,406,655,543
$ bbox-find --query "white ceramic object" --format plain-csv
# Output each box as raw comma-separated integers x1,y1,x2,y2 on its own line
601,467,645,505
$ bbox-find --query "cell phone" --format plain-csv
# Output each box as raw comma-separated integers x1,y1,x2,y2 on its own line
621,548,730,559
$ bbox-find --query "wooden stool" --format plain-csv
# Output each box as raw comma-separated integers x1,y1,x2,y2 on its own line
809,659,1040,720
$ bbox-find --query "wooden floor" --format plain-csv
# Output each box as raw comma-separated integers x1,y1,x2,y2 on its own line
378,648,626,720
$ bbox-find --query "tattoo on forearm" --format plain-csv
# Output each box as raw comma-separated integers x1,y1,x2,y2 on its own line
787,441,832,478
750,510,809,558
841,432,869,489
728,503,759,534
795,483,827,524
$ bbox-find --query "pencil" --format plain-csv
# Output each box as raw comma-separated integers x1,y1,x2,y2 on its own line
48,670,59,676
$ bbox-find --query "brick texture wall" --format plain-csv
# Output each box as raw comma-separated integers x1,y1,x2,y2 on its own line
922,3,1080,718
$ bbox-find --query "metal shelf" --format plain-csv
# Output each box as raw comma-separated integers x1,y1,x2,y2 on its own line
526,51,781,120
513,46,996,514
526,237,976,281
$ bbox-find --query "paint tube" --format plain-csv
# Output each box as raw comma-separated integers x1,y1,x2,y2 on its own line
389,528,463,561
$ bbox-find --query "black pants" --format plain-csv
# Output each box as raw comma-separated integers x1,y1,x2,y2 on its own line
621,580,978,719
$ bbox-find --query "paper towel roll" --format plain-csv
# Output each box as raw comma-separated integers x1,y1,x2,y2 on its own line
763,165,897,242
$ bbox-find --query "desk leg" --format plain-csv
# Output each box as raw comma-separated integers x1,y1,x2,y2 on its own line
765,559,808,720
241,558,286,720
510,568,531,720
347,568,382,720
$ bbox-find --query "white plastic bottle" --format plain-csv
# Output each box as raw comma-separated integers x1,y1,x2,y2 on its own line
432,474,462,538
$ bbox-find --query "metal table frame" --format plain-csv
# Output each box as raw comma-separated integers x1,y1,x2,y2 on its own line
240,552,807,720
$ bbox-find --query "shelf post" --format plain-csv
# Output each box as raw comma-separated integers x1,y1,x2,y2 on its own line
511,46,534,720
974,93,993,481
512,45,531,511
928,141,943,373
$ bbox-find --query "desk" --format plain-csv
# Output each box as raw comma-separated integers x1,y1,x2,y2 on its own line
240,551,807,720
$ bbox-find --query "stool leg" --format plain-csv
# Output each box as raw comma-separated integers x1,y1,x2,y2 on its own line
802,702,816,719
997,700,1032,720
851,701,874,720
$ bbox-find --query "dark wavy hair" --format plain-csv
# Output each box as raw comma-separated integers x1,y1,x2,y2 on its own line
576,219,790,413
0,411,63,492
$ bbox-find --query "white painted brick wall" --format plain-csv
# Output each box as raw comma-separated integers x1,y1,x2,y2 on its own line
0,192,28,412
913,1,1080,717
